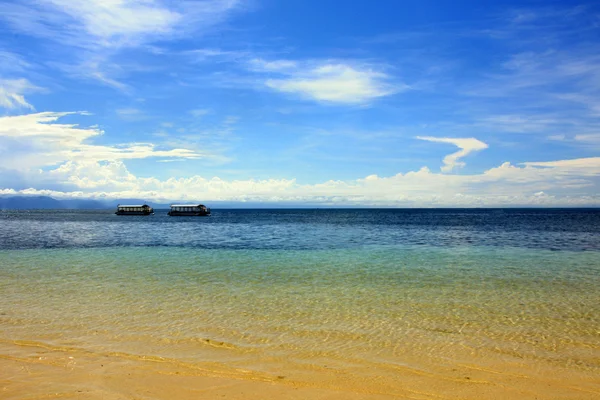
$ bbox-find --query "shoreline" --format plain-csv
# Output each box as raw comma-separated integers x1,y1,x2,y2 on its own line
2,338,599,399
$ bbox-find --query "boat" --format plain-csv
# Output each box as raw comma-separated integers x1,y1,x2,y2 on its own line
115,204,154,215
168,204,211,216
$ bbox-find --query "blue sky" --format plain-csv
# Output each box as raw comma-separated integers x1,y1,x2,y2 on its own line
0,0,599,206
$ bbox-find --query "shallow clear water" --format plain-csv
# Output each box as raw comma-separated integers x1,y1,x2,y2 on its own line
1,209,599,391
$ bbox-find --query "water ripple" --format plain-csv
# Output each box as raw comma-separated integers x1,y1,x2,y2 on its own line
0,209,599,251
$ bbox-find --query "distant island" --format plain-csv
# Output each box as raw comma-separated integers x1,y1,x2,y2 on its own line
0,196,109,209
0,195,332,209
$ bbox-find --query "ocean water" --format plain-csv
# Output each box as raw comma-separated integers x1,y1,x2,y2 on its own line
1,209,599,397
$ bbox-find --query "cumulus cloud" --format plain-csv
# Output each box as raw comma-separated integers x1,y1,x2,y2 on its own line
0,112,202,170
417,136,489,172
2,113,596,207
264,63,402,104
46,160,137,189
2,155,599,207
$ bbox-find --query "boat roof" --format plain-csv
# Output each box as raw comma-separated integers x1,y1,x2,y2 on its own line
118,204,149,207
171,204,205,207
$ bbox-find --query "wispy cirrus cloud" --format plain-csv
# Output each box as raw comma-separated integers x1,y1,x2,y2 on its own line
467,49,600,102
0,0,242,49
156,114,239,165
474,114,573,133
43,0,179,47
186,48,249,63
0,50,31,74
467,7,600,104
573,134,600,145
429,7,600,156
416,137,488,172
115,107,146,121
522,157,600,172
0,1,244,90
248,58,298,72
50,56,132,92
0,79,42,110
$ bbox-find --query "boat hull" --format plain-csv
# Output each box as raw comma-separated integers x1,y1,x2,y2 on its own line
167,211,210,216
115,211,154,215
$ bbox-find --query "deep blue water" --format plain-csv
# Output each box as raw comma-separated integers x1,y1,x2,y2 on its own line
1,208,599,251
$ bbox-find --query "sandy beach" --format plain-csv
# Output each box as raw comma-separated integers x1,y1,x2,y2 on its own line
2,335,599,399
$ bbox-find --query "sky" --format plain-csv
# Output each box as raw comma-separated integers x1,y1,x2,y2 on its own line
0,0,599,206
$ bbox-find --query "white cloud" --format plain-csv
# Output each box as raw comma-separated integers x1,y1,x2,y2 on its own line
0,1,243,90
47,0,180,47
0,0,242,49
249,58,297,71
194,56,404,105
522,157,600,172
573,134,600,144
2,156,599,206
416,137,488,172
265,63,402,104
481,160,594,187
0,79,41,110
47,160,137,189
0,111,202,170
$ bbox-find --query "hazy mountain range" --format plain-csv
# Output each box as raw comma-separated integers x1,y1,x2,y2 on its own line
0,196,109,209
0,196,328,209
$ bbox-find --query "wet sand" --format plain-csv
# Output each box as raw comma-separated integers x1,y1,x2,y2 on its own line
2,339,599,400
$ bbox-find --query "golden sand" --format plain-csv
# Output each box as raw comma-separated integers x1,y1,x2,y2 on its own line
2,339,599,400
2,247,599,398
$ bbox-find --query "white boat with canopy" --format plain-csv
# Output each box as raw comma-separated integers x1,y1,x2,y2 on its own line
115,204,154,215
168,204,211,216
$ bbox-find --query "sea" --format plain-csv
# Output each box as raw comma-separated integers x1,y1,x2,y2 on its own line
1,208,599,399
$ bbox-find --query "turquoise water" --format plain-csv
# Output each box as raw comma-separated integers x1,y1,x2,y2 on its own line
2,245,599,373
1,209,599,394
